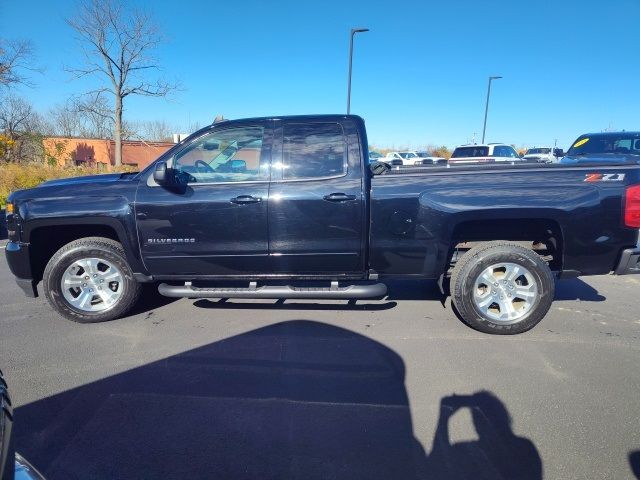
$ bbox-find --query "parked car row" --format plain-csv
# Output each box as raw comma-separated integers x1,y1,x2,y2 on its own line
371,131,640,168
370,144,565,167
369,151,446,166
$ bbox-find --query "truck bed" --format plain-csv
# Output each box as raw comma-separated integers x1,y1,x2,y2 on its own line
369,162,640,279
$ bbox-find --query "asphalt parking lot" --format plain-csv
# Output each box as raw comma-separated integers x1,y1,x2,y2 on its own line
1,252,640,480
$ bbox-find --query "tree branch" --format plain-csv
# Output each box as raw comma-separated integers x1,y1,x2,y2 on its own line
0,39,39,88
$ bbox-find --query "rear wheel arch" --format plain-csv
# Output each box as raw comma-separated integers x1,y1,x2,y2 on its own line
450,240,555,334
447,217,565,272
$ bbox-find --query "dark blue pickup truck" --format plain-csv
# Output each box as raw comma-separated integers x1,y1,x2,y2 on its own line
5,116,640,334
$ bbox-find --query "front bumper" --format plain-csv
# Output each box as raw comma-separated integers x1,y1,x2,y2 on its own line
615,246,640,275
4,241,38,297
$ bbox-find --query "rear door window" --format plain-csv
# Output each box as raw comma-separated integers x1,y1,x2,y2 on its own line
451,146,489,158
282,123,346,180
493,146,518,158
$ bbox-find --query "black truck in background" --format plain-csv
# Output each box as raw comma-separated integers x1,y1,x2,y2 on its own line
4,116,640,334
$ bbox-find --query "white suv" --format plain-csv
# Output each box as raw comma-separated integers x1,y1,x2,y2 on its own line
449,143,522,165
384,151,445,166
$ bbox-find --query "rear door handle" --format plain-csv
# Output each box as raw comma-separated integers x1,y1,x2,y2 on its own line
323,193,357,202
231,195,262,204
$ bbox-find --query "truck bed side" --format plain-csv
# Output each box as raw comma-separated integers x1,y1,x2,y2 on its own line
369,164,640,279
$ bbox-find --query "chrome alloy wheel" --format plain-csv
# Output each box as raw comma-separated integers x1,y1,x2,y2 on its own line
60,257,124,312
472,262,538,324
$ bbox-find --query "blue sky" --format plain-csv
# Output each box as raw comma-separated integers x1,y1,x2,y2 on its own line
2,0,639,149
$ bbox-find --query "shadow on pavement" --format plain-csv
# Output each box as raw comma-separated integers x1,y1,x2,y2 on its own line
14,320,541,480
127,283,179,316
630,451,640,478
554,278,606,302
384,279,444,302
194,297,398,311
428,391,542,479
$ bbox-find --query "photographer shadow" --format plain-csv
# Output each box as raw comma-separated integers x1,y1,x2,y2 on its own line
428,391,542,480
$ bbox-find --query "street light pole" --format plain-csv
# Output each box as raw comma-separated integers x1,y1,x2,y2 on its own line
481,75,502,143
347,27,369,115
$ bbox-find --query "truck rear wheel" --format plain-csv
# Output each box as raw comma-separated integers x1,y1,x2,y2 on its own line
450,241,554,334
43,237,142,323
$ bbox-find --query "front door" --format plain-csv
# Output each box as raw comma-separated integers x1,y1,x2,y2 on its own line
267,119,366,276
135,122,272,276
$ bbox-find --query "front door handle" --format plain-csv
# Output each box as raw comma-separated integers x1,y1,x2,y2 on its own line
231,195,262,204
323,193,357,202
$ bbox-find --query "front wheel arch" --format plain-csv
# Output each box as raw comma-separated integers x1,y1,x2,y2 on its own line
42,236,142,323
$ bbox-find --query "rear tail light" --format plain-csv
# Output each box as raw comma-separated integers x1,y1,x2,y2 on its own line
625,185,640,228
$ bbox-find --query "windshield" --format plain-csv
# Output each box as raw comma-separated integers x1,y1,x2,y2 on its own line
567,134,640,156
416,152,431,157
369,151,383,158
451,146,489,158
526,148,551,155
398,152,417,159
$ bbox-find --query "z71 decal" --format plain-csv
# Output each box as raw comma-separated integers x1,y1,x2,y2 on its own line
584,173,626,182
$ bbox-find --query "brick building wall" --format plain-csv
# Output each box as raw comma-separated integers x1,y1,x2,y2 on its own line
43,137,174,170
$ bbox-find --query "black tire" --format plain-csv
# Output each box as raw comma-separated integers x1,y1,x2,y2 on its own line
450,241,554,334
0,370,15,480
43,237,142,323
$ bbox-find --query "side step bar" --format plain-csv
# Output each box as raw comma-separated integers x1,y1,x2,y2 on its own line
158,281,387,300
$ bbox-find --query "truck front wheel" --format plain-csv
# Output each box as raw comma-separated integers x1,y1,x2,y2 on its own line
43,237,142,323
450,241,554,334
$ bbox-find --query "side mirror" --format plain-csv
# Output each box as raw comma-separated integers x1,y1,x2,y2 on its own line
153,161,172,185
370,160,391,176
229,159,246,172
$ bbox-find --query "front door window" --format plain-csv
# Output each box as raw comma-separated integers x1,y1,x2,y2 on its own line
173,126,267,183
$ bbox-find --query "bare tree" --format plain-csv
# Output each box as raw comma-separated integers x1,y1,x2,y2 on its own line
48,96,114,139
0,94,46,162
120,119,140,141
0,95,34,141
0,39,36,89
74,94,114,138
187,121,202,134
136,120,175,142
49,103,82,138
66,0,178,165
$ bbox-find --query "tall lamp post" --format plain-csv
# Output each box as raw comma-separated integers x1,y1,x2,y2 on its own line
481,75,502,143
347,27,369,114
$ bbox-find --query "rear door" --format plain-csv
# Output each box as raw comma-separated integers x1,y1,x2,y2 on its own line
267,119,366,276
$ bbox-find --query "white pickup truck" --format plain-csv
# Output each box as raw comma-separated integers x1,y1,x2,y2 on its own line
522,147,564,163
